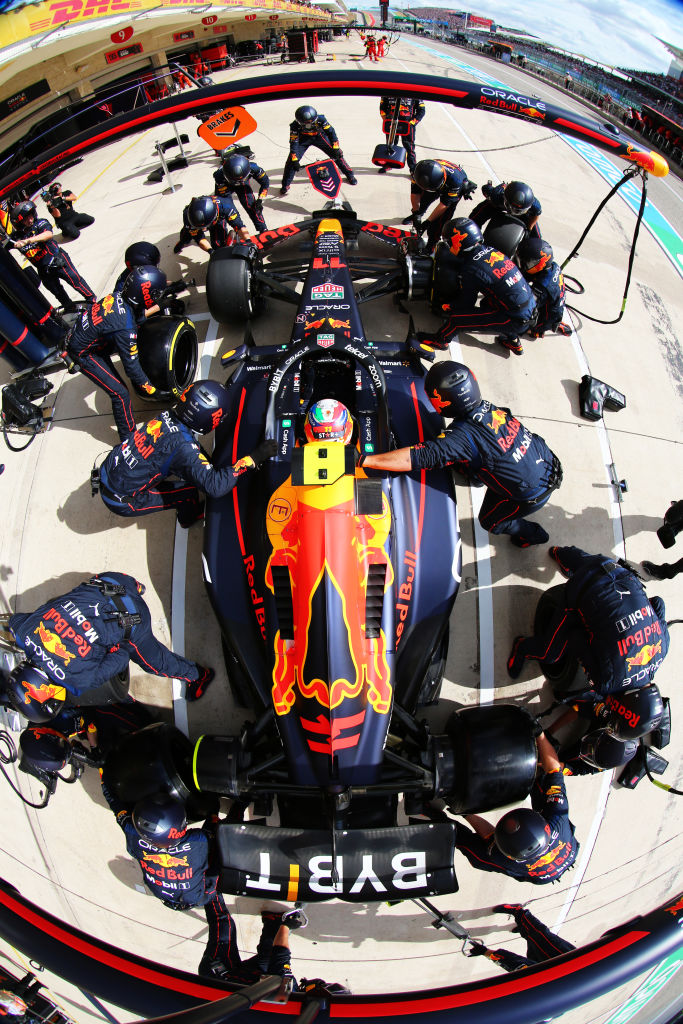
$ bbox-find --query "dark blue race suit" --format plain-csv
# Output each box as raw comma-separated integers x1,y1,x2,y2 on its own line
213,161,269,231
409,400,562,542
455,770,579,885
9,571,205,694
199,895,296,984
511,546,670,696
470,181,542,236
428,245,537,345
410,159,475,250
66,293,156,440
281,115,356,189
12,217,95,310
99,408,257,522
380,96,425,172
174,201,244,254
100,778,218,909
473,907,575,972
525,260,566,335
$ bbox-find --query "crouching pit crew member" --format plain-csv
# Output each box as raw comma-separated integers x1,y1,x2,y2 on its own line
8,571,215,703
465,904,575,971
100,786,220,909
113,241,161,294
518,237,570,338
470,179,542,238
98,380,277,527
405,159,477,253
66,270,163,441
214,153,269,232
174,196,249,255
507,546,670,692
422,218,537,355
199,899,308,984
360,361,562,548
455,732,579,885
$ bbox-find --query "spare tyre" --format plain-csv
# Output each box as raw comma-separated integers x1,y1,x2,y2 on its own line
483,211,527,258
207,251,254,324
135,315,198,402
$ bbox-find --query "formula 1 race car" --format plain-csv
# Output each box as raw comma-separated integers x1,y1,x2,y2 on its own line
188,202,540,903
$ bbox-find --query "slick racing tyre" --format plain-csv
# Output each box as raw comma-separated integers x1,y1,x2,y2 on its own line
534,584,588,696
482,211,527,258
206,250,254,324
135,315,198,402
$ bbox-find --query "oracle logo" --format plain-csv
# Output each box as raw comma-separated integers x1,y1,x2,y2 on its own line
110,26,133,43
202,15,217,25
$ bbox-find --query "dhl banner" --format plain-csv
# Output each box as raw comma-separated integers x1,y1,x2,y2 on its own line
0,0,329,48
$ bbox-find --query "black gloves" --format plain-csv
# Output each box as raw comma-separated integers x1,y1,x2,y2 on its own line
463,180,478,200
481,180,494,198
250,438,278,466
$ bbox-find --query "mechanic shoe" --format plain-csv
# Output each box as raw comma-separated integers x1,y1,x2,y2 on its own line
377,166,388,174
549,546,571,577
200,958,230,980
345,174,358,185
281,908,308,930
496,335,524,355
185,667,215,702
556,322,572,336
641,560,672,580
507,637,526,679
493,903,524,922
511,523,549,548
279,185,290,196
177,501,205,529
173,242,184,255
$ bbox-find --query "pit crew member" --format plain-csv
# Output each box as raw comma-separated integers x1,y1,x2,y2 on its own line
8,571,215,702
470,179,542,237
378,96,425,174
199,898,307,983
113,241,161,293
213,153,269,232
507,546,670,694
280,106,357,195
466,905,575,971
518,237,569,338
360,360,562,548
173,196,249,255
405,159,477,253
10,201,95,312
98,380,277,527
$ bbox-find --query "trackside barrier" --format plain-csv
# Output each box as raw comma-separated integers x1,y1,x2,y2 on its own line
0,70,667,201
1,880,682,1023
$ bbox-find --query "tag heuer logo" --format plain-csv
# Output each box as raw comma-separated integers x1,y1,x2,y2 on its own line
317,334,334,348
311,283,344,299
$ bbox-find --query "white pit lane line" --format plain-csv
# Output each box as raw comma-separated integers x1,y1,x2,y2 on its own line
171,313,221,737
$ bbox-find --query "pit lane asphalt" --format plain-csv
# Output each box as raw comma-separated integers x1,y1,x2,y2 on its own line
0,36,681,1024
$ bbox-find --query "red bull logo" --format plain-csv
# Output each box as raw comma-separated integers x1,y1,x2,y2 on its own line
102,295,115,314
519,106,544,120
306,318,326,330
626,641,661,670
143,852,189,868
23,680,66,704
429,389,450,413
485,251,506,266
327,319,350,329
34,622,75,665
488,408,507,433
146,419,162,442
449,229,468,256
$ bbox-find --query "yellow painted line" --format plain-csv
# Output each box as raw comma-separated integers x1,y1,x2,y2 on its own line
77,127,154,198
287,863,299,902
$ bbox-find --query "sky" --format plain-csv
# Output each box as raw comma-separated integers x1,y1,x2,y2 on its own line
351,0,683,73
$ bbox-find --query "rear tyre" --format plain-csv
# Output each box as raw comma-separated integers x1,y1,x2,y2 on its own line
135,315,198,402
482,212,527,258
207,253,254,324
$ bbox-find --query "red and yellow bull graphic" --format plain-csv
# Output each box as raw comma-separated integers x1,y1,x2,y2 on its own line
265,448,394,733
626,641,662,671
34,622,75,665
488,408,507,434
22,679,66,705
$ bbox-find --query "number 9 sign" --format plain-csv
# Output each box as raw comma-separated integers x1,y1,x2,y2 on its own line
111,26,133,43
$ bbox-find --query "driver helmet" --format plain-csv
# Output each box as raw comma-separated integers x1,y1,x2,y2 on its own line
413,159,446,192
120,266,167,316
132,793,187,848
603,684,664,740
223,154,251,184
295,105,317,126
424,360,481,419
494,808,552,863
185,196,220,230
304,399,353,444
124,241,161,270
10,201,36,227
20,727,72,773
0,992,27,1018
4,664,66,724
441,217,483,257
503,180,534,215
174,380,231,434
578,730,638,770
518,237,553,274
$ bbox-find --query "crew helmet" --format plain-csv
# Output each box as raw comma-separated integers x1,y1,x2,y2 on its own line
424,360,482,419
223,154,251,183
132,793,187,848
304,399,353,444
441,217,483,257
494,808,552,863
579,730,638,770
19,727,72,773
518,237,553,274
174,379,231,434
504,180,534,215
603,684,664,740
185,196,220,230
295,105,317,126
4,664,65,724
120,266,167,315
11,201,36,226
413,159,446,192
124,241,161,270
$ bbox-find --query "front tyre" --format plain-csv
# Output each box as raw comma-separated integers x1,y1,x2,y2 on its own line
207,252,254,324
135,315,198,402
